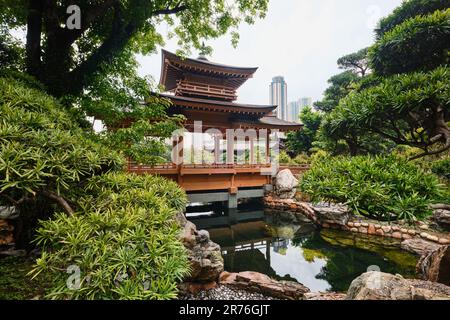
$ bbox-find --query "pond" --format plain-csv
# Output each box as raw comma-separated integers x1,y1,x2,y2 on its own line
186,202,419,292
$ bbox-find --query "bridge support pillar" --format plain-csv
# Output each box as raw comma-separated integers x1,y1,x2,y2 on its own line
228,193,238,209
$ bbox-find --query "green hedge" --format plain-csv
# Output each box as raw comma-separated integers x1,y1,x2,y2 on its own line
300,155,443,222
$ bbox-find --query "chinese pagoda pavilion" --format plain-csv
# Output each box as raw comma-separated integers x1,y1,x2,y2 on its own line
128,49,303,208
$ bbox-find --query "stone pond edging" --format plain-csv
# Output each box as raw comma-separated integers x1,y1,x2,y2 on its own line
264,196,450,246
264,195,450,286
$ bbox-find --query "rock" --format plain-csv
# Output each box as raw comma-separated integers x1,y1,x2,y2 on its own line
275,169,298,199
350,228,358,233
368,224,376,235
0,249,26,257
416,245,450,286
309,202,350,226
0,206,19,220
433,208,450,230
420,232,430,239
219,271,310,300
176,212,224,283
196,230,210,244
381,226,392,233
392,232,402,239
426,235,439,242
304,292,346,300
359,227,368,234
346,271,450,300
375,229,384,236
401,238,441,256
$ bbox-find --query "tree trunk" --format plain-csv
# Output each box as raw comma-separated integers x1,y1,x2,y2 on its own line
25,0,44,78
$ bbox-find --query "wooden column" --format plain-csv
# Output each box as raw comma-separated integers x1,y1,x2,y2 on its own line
173,135,184,165
249,137,255,165
226,130,234,165
265,130,270,164
178,135,184,164
214,133,221,164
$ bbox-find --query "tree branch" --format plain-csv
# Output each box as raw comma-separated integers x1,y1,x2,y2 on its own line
41,191,74,216
409,137,450,160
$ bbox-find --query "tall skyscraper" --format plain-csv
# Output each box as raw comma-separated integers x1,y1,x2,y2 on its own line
288,97,313,123
269,76,288,120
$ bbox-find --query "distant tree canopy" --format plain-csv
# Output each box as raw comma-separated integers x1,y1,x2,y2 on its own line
286,106,322,155
316,1,450,159
313,71,359,113
337,48,369,77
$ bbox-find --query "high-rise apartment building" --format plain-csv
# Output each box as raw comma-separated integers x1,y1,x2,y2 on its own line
269,76,288,121
288,97,313,123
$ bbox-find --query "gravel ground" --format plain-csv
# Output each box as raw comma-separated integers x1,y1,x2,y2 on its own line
180,284,278,300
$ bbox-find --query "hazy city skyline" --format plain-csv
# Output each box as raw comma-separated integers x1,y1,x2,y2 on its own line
137,0,402,105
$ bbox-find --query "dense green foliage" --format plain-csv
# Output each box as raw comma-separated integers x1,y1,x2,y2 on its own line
286,106,322,155
1,0,268,97
326,66,450,160
376,0,449,37
0,75,123,245
431,158,450,180
32,173,189,300
0,76,123,198
0,75,190,299
300,155,443,222
321,1,450,158
370,9,450,76
313,71,359,113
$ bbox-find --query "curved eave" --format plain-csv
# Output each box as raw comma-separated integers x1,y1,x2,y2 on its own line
159,49,258,91
149,93,276,115
235,116,304,132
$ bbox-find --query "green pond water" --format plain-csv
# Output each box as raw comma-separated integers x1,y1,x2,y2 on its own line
187,203,419,292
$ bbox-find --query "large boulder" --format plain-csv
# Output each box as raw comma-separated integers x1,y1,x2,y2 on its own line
176,212,224,283
219,271,310,300
433,207,450,231
401,238,441,256
346,271,450,300
275,169,298,199
0,206,19,220
310,202,351,226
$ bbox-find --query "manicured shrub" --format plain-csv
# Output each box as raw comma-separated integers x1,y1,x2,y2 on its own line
277,151,292,165
300,155,443,222
1,75,190,299
32,173,189,300
431,158,450,180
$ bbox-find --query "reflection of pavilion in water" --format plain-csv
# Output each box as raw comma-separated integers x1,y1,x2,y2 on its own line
187,205,312,279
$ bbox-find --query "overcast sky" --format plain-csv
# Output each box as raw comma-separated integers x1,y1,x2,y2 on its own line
137,0,402,105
